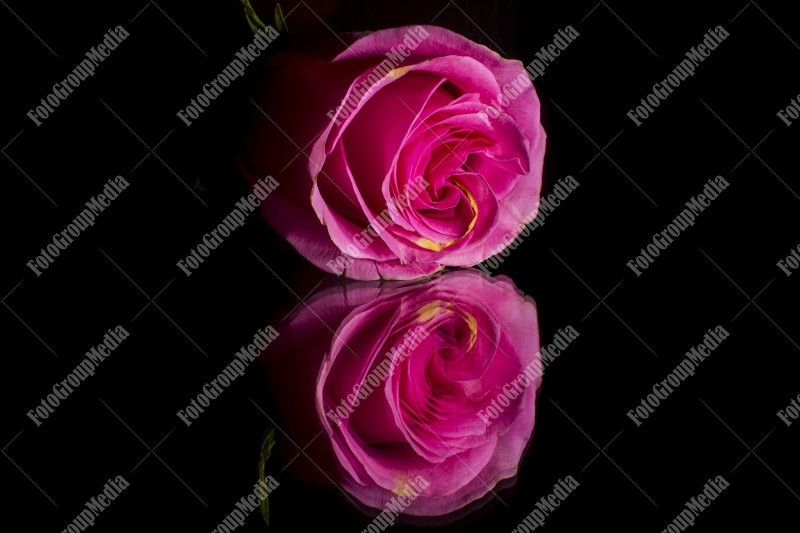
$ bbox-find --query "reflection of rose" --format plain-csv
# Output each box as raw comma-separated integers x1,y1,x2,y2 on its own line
265,270,540,517
240,25,545,280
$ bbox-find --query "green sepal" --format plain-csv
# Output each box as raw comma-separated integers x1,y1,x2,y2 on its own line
241,0,269,34
258,426,277,525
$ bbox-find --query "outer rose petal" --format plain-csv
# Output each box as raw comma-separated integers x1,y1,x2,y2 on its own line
240,53,443,280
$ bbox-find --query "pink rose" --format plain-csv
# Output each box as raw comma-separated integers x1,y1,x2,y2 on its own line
264,270,540,517
240,25,545,280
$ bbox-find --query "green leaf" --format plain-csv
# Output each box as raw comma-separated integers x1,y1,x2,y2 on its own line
258,426,277,526
241,0,269,34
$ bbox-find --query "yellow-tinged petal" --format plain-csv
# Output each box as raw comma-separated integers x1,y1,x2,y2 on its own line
416,301,444,322
392,476,410,495
415,236,450,251
461,311,478,350
452,180,479,235
388,66,411,78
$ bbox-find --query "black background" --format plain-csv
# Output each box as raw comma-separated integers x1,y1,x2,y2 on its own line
2,0,799,531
